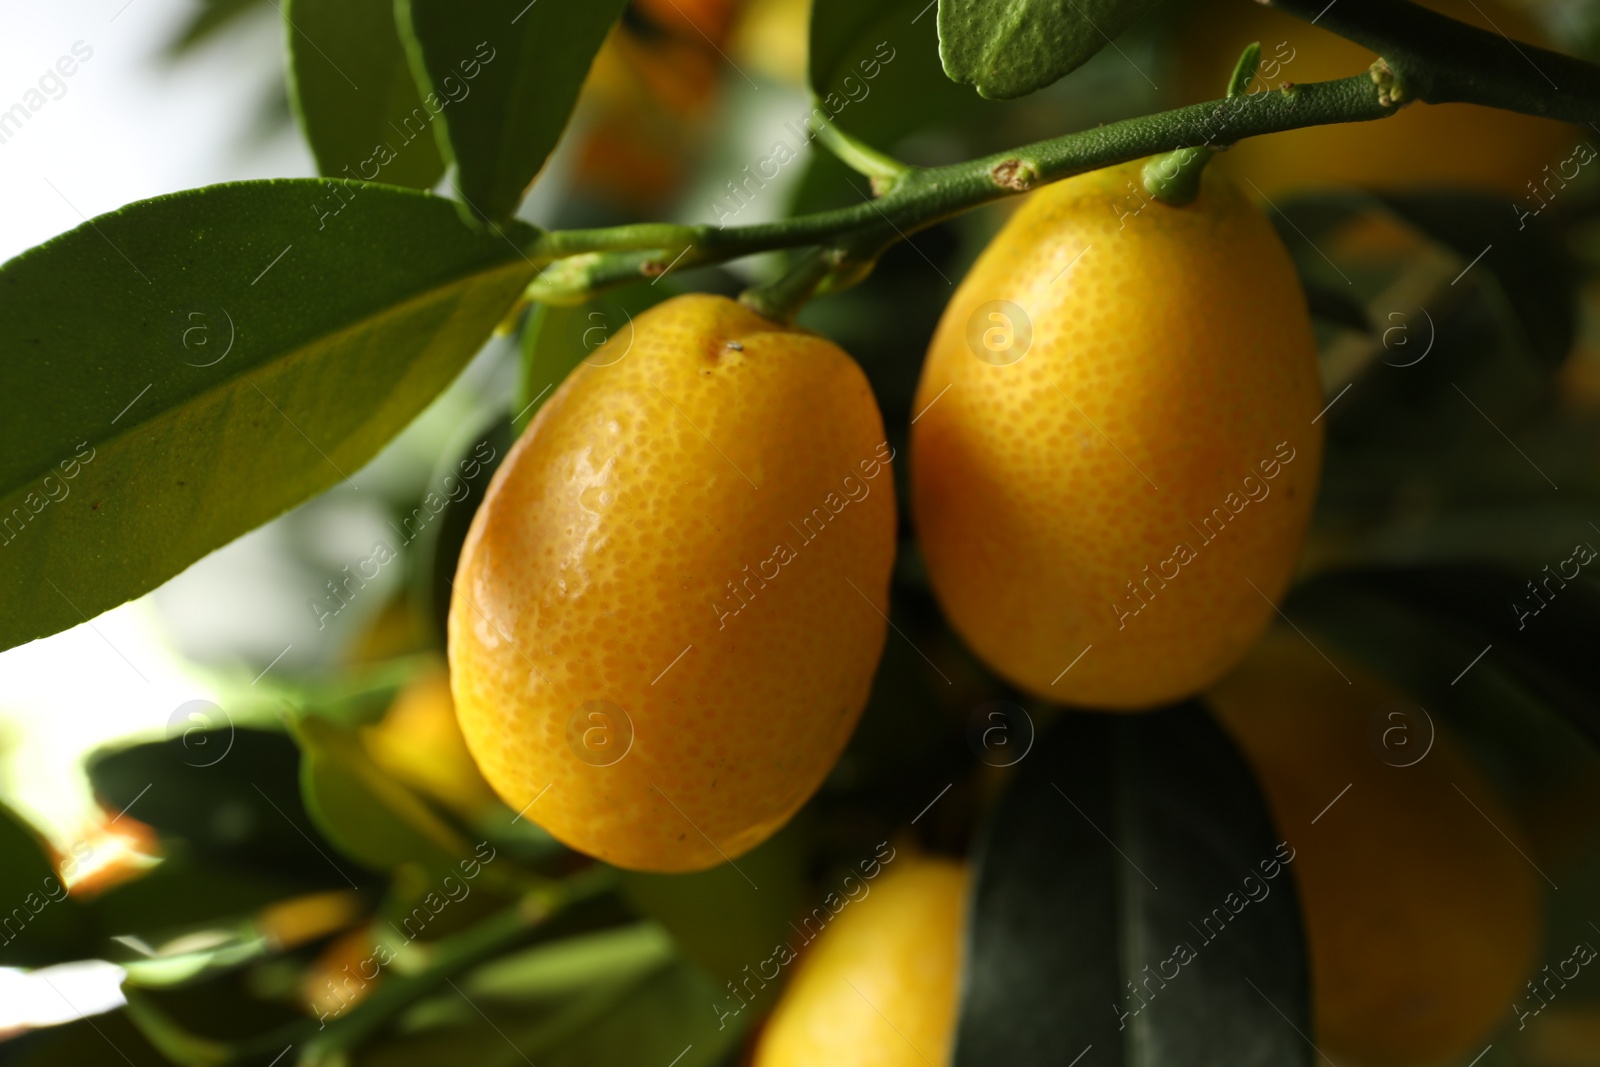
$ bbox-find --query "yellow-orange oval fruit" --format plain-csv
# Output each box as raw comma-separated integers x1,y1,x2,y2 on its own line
449,294,895,872
1176,0,1576,197
753,855,966,1067
1207,632,1542,1066
911,161,1324,708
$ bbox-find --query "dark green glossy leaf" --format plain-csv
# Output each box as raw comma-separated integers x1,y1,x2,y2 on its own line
0,800,94,967
955,704,1310,1067
1289,567,1600,750
1377,191,1577,368
88,728,376,886
296,716,481,876
286,0,446,189
939,0,1157,99
0,180,538,653
397,0,631,224
809,0,989,144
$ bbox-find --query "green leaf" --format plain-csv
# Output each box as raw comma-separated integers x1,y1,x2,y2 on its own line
397,0,631,224
0,180,538,653
164,0,268,57
418,416,511,643
88,728,375,886
0,800,94,967
296,716,484,876
954,705,1311,1067
808,0,991,144
84,855,316,947
285,0,446,189
939,0,1157,100
620,816,809,982
359,936,744,1067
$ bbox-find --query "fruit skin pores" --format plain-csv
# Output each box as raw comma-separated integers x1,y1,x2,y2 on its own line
449,294,896,872
911,160,1324,708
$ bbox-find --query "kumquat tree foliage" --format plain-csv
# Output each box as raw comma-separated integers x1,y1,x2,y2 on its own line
5,0,1600,1063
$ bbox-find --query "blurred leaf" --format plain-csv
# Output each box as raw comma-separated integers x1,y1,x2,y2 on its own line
84,854,316,949
1290,567,1600,751
467,922,674,1000
285,0,446,189
1377,192,1578,368
397,0,631,224
954,705,1310,1067
0,800,94,967
620,817,809,982
164,0,268,57
0,1008,166,1066
296,716,482,877
359,931,743,1067
808,0,989,144
939,0,1157,99
88,728,375,887
418,416,511,642
0,181,539,654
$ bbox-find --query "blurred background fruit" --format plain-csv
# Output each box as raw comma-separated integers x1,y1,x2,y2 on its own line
753,853,965,1067
361,662,500,821
1207,631,1543,1066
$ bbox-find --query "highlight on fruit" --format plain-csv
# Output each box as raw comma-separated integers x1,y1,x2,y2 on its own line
0,0,1595,1063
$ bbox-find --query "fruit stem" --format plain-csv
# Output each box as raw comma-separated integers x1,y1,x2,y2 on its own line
739,247,839,324
1141,42,1261,206
811,116,913,192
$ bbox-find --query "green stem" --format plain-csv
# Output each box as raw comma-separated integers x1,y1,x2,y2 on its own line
1143,41,1263,205
521,0,1600,305
811,118,912,190
1266,0,1600,117
124,866,619,1065
739,248,840,323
